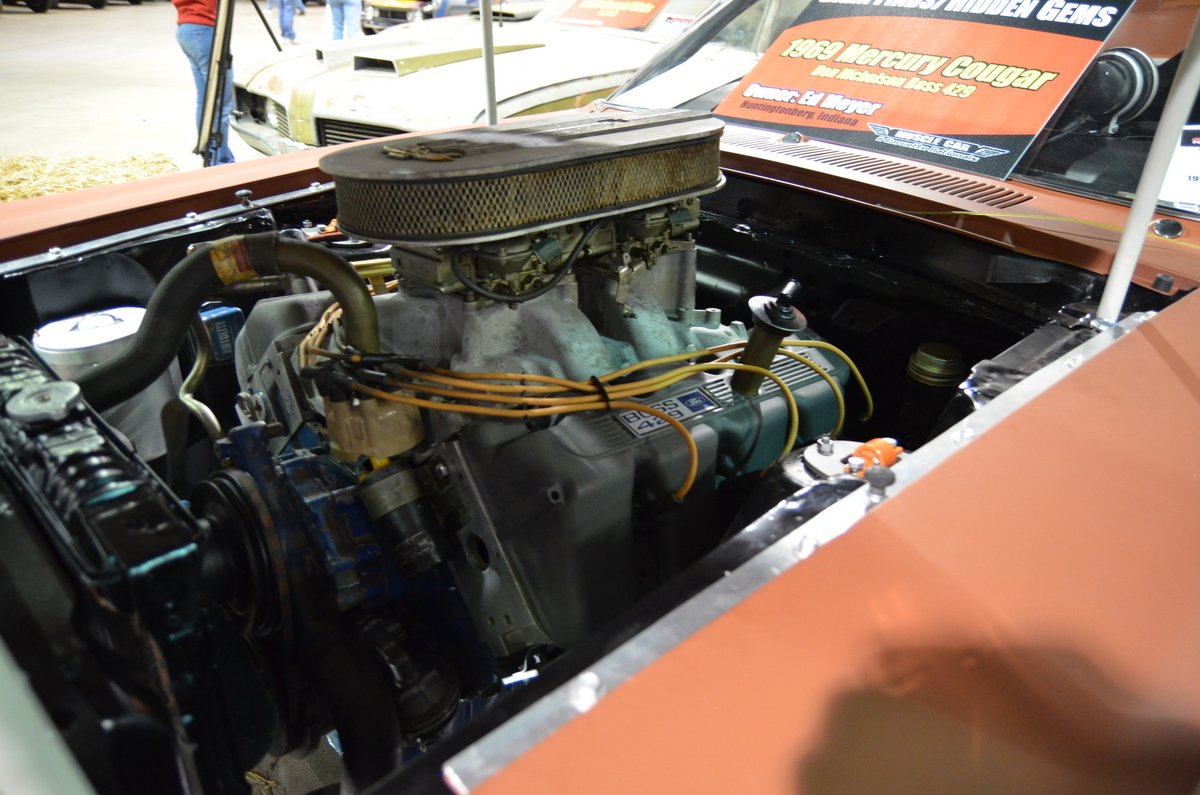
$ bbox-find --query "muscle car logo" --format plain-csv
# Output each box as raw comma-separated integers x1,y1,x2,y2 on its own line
867,124,1009,162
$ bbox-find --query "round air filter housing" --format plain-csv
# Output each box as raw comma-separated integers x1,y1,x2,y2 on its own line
319,109,724,246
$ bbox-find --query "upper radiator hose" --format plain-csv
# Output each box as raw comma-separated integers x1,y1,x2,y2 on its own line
79,232,380,411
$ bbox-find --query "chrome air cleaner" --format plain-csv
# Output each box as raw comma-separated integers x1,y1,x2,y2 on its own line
318,109,724,245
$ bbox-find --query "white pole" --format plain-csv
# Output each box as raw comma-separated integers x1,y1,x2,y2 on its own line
480,0,499,124
1097,15,1200,323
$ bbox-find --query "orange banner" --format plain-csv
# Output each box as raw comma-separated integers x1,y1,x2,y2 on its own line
558,0,669,29
715,5,1130,177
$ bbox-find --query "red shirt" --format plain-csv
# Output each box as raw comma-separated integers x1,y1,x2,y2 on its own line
172,0,216,26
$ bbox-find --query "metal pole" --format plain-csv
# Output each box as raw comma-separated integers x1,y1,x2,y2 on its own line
198,0,237,165
1096,15,1200,323
480,0,499,124
249,0,283,51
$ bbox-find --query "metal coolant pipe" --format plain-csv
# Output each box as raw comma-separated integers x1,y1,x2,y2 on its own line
1097,15,1200,323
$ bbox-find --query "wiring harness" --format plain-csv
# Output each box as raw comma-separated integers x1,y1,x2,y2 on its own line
302,307,872,502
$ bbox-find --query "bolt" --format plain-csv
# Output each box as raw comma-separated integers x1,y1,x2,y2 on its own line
793,535,820,560
1152,273,1175,293
235,189,254,207
763,280,804,328
952,425,977,446
47,247,63,258
1151,218,1183,239
816,435,834,456
433,462,450,481
185,211,198,221
568,671,604,713
865,466,896,508
846,456,865,475
777,280,801,309
235,391,262,419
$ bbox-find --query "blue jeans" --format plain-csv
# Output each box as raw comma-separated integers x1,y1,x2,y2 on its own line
176,22,236,166
328,0,359,40
279,0,296,41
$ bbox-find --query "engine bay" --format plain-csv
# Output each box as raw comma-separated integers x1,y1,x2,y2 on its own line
0,108,1176,795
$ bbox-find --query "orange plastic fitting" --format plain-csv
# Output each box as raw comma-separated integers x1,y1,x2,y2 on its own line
846,437,904,475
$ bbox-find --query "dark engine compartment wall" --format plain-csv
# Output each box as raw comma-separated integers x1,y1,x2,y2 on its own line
0,170,1167,374
691,171,1169,443
0,191,340,341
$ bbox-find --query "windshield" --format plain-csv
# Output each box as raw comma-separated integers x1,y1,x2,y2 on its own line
609,0,1200,218
1013,46,1200,217
609,0,812,108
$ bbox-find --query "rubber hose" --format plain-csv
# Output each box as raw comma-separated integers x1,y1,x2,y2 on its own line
78,239,234,411
311,642,402,793
78,232,379,411
275,235,380,355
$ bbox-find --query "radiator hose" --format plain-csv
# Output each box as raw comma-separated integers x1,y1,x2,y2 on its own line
78,232,380,411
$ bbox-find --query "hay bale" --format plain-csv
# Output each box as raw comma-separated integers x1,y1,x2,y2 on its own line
0,153,180,202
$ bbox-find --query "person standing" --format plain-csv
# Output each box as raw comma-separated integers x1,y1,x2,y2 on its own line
326,0,361,40
171,0,236,165
279,0,298,44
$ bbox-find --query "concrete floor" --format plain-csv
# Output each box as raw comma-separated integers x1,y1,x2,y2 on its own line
0,0,338,170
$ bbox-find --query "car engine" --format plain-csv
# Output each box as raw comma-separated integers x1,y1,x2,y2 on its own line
0,109,872,794
0,107,1174,795
228,110,853,665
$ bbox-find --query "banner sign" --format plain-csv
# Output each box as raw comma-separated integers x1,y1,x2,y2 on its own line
1162,125,1200,212
714,0,1132,177
559,0,670,29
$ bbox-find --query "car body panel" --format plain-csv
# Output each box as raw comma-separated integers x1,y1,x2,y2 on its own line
0,148,330,264
464,288,1200,794
313,29,646,128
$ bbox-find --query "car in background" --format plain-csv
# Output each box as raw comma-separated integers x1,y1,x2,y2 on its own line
362,0,530,35
232,0,712,155
4,0,115,11
361,0,438,34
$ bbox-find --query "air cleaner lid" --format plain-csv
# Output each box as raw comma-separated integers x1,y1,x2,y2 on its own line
319,108,724,245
